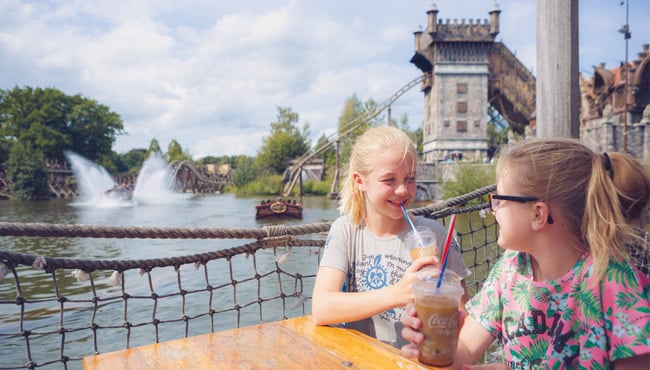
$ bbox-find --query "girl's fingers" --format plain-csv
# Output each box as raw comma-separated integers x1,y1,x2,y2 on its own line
400,342,420,359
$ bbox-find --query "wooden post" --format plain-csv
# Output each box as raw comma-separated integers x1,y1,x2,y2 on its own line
536,0,580,138
621,0,630,152
328,140,340,199
299,165,303,196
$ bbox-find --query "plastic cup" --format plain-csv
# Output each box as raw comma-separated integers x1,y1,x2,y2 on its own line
412,271,461,367
406,227,439,262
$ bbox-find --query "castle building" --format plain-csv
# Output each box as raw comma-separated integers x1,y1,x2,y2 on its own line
411,4,502,162
580,44,650,161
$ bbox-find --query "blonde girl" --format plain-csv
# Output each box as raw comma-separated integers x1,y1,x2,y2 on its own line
401,137,649,369
312,126,469,348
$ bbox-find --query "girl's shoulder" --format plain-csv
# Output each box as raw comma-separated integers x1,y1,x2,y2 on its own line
486,250,529,278
330,215,365,238
331,215,363,230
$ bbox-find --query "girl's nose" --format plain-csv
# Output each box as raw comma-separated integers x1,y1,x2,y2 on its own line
395,182,408,195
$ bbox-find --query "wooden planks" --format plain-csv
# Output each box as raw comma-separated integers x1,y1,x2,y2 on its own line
83,316,441,369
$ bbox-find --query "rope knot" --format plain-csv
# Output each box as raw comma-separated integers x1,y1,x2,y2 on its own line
264,225,289,238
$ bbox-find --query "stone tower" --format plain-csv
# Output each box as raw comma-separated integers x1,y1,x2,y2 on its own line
411,4,501,162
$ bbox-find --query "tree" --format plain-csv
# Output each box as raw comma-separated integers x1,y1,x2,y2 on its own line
67,96,123,163
392,112,423,156
0,86,124,164
197,156,220,166
337,95,381,164
442,163,496,202
232,156,258,187
6,141,48,200
118,149,146,173
145,139,162,160
256,107,311,175
164,139,192,162
314,134,336,167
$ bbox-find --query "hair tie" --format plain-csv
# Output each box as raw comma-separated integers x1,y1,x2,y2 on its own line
602,152,613,178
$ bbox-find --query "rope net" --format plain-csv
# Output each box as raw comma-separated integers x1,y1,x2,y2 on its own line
0,188,503,369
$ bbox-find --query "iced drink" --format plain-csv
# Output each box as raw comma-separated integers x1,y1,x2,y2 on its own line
409,244,439,261
412,273,461,367
405,227,439,262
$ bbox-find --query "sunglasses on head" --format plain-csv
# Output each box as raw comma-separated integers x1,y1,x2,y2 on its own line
488,193,554,224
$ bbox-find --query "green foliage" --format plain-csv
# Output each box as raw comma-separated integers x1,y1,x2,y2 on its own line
0,86,124,164
145,139,162,159
390,112,422,155
0,137,9,163
337,95,382,164
219,155,235,166
442,163,496,202
164,139,192,162
6,141,48,200
235,175,283,196
100,156,117,174
67,97,123,163
301,178,332,196
197,156,220,166
231,156,259,187
411,126,423,156
0,86,124,198
117,149,146,173
256,107,311,175
314,134,336,167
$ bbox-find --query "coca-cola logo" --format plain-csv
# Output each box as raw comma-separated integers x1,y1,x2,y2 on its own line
427,313,458,329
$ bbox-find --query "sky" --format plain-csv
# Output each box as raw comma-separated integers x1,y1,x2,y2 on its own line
1,1,648,159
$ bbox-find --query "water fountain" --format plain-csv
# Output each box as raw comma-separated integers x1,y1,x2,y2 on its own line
64,151,187,207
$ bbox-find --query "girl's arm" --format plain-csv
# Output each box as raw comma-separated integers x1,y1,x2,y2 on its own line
453,315,498,369
311,257,435,325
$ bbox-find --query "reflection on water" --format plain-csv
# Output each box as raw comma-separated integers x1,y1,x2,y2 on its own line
0,194,340,369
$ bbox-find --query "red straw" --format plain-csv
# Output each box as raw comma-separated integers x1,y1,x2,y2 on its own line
436,214,457,289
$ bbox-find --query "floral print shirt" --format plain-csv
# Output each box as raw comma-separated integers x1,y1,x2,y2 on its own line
466,250,650,369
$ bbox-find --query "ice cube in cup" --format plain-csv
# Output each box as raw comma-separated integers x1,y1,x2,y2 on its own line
406,227,439,261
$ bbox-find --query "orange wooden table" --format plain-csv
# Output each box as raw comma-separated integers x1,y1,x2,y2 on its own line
83,316,445,369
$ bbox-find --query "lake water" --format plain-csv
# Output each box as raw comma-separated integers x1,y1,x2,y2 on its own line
0,184,499,369
0,194,341,369
0,194,340,258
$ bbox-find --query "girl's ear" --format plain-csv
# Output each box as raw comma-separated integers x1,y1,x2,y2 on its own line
531,202,552,231
353,172,365,191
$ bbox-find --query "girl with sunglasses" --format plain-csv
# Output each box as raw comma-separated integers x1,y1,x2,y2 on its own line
401,138,649,369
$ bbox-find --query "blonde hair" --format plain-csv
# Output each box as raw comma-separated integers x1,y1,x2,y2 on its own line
496,137,636,281
338,126,417,225
608,152,650,224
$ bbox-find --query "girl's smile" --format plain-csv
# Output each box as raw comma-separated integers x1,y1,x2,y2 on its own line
355,146,416,234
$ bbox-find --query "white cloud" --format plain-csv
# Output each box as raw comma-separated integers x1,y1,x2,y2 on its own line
1,0,647,158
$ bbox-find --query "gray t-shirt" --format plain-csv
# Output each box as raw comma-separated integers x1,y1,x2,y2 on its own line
318,215,470,348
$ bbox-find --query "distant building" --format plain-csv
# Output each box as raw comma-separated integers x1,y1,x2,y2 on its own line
286,158,325,182
410,4,535,163
579,44,650,161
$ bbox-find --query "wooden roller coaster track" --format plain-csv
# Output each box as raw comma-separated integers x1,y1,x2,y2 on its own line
168,160,232,194
0,160,234,199
282,75,425,197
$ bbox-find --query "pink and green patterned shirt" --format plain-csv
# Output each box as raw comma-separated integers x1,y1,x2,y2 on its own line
466,250,650,369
